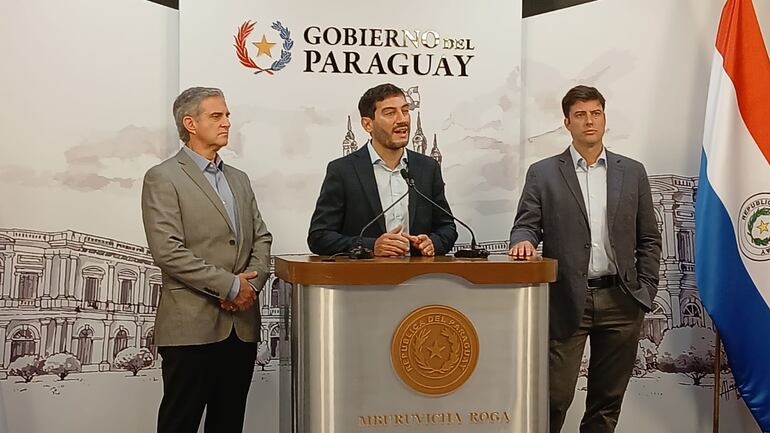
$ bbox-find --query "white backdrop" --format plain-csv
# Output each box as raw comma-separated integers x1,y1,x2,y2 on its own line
179,0,523,254
0,0,767,432
0,2,177,432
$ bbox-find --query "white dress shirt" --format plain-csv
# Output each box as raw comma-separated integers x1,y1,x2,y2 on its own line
367,142,410,235
569,145,617,278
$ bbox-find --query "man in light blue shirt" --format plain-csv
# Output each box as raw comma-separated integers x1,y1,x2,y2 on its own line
368,141,410,239
180,145,246,303
509,85,661,433
142,87,272,433
308,84,457,257
568,145,617,279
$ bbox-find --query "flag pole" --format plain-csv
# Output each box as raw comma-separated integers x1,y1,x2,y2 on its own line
713,330,722,433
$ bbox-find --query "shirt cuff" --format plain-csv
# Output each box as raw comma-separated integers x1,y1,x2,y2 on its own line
226,276,240,301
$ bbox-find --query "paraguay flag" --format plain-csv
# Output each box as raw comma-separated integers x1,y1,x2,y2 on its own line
696,0,770,431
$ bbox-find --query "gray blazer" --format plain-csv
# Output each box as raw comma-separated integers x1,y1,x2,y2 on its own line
141,149,272,346
510,147,661,339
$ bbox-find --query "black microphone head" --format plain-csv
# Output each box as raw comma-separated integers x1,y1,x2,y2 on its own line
400,168,409,181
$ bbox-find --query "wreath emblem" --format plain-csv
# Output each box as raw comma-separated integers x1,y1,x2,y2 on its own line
737,193,770,261
411,327,462,375
390,305,479,396
234,20,293,75
746,207,770,247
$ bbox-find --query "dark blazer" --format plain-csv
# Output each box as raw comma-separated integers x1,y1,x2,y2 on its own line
509,147,661,339
308,145,458,255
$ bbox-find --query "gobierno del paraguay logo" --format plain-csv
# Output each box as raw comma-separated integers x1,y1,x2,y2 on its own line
233,20,293,75
233,21,476,77
738,192,770,261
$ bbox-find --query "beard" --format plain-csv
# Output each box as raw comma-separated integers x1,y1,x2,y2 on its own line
373,126,410,149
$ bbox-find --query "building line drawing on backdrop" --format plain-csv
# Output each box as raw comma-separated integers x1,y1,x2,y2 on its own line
0,232,283,381
0,177,729,397
0,88,737,401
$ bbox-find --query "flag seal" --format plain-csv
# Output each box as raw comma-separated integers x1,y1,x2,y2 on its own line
738,192,770,261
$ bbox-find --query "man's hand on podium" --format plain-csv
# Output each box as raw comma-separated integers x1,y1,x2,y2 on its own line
405,234,434,257
374,225,410,257
508,240,537,258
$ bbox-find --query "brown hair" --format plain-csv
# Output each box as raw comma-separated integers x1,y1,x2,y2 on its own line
561,85,606,118
358,84,405,119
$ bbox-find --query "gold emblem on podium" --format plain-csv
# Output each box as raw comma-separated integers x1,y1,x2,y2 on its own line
391,305,479,396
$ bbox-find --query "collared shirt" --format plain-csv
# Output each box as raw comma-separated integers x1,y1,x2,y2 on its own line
367,142,410,235
569,145,617,278
182,145,242,300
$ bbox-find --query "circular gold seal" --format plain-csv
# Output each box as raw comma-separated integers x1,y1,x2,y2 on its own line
390,305,479,396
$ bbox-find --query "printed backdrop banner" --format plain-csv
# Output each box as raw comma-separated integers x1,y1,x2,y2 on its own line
179,0,524,255
2,1,764,433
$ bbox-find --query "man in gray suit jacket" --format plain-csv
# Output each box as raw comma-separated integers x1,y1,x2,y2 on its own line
142,87,272,433
509,86,661,433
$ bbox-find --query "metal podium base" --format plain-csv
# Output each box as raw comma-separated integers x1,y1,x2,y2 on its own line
279,273,548,433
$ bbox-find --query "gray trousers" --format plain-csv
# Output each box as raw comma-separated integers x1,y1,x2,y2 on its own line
549,285,644,433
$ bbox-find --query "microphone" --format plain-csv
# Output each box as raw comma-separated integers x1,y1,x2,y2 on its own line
348,188,410,259
400,168,489,259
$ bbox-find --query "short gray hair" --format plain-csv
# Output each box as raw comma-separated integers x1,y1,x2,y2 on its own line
173,87,225,143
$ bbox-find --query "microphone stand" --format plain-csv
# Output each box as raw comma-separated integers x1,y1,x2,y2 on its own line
348,188,410,259
400,169,489,259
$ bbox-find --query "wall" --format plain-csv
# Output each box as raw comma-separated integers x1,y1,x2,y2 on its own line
0,1,766,432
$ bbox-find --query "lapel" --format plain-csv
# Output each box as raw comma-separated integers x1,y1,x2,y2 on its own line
175,149,235,234
557,148,589,226
352,146,386,232
605,150,625,231
406,150,417,226
223,166,248,259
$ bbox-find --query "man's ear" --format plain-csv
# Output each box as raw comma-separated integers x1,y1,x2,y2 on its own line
361,117,373,133
183,116,196,136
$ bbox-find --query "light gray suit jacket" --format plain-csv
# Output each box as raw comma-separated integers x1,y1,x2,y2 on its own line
141,148,272,346
510,147,661,339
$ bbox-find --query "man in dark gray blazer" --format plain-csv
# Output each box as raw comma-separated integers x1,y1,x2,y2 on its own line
509,85,661,433
142,87,272,433
308,83,457,257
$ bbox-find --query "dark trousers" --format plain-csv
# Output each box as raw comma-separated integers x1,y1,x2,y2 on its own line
549,286,644,433
157,329,258,433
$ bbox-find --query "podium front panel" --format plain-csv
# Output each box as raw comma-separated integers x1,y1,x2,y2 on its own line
280,273,548,433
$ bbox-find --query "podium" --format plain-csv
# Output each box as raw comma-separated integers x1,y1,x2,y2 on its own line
275,255,557,433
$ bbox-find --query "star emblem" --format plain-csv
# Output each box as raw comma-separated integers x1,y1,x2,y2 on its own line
425,338,445,360
758,220,769,234
252,34,276,58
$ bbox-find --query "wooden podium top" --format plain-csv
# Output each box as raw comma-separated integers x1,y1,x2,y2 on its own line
274,254,557,285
